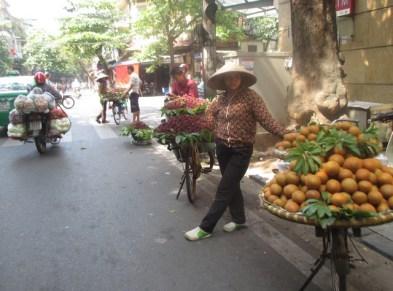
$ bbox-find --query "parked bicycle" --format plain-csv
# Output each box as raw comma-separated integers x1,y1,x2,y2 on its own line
111,99,128,125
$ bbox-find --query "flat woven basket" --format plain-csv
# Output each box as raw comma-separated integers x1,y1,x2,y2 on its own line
259,194,393,228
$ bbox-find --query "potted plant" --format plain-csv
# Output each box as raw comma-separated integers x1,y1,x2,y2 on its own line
121,121,153,145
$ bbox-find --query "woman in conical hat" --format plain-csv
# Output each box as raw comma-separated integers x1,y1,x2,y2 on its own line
185,63,287,241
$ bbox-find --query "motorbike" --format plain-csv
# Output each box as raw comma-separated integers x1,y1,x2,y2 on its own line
25,112,62,154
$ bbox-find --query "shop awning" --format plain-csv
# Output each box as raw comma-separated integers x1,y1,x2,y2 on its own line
217,0,277,18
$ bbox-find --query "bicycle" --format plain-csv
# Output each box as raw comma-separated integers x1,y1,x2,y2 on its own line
169,142,215,203
61,94,75,109
111,99,128,125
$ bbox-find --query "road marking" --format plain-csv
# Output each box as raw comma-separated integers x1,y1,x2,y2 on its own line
89,119,118,139
1,138,24,147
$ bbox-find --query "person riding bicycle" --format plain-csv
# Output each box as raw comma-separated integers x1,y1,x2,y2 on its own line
29,71,62,103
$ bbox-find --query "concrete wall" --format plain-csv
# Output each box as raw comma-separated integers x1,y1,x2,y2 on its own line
338,0,393,104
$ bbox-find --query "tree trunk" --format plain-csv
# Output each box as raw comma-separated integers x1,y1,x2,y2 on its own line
202,0,217,98
288,0,347,125
168,36,175,69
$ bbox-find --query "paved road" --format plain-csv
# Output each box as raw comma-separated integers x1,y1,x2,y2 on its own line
0,91,390,291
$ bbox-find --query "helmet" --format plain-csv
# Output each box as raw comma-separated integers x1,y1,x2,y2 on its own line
34,71,46,85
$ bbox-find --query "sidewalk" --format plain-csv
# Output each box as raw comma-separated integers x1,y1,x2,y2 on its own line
246,153,393,262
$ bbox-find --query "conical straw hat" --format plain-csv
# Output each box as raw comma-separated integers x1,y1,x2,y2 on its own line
207,63,256,90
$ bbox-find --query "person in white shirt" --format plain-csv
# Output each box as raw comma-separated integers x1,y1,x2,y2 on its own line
124,65,141,122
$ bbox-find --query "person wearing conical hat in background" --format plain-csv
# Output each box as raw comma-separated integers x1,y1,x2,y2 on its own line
95,71,109,124
185,63,287,241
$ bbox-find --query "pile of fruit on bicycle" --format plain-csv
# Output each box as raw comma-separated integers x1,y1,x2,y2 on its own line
154,96,214,155
261,121,393,228
103,88,127,101
7,88,71,140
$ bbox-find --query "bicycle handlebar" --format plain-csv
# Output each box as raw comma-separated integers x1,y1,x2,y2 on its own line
371,111,393,122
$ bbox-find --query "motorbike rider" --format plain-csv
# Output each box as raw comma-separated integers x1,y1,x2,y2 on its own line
29,71,63,103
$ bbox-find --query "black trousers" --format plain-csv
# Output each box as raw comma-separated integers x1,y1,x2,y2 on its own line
200,142,253,233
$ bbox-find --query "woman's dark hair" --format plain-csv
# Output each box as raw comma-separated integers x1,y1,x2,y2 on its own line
170,66,184,77
128,65,134,73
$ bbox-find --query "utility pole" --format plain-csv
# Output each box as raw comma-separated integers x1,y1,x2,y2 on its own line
202,0,218,97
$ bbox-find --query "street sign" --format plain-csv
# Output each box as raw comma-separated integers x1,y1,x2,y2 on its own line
336,0,355,16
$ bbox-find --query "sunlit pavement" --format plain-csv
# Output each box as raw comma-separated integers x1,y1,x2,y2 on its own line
0,90,391,291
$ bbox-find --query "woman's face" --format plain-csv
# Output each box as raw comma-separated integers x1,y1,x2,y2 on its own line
224,73,242,91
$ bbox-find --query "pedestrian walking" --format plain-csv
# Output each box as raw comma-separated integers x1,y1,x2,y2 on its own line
185,63,287,241
95,71,109,124
124,65,141,123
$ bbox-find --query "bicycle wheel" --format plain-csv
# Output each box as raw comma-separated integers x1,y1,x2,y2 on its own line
62,96,75,109
331,229,350,291
112,103,121,125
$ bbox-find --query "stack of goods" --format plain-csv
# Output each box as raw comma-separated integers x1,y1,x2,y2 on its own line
154,96,213,145
7,109,26,139
7,89,70,140
48,108,71,136
261,121,393,228
121,121,153,142
104,88,127,101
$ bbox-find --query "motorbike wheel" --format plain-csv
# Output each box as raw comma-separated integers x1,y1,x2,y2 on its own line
62,96,75,109
34,136,47,154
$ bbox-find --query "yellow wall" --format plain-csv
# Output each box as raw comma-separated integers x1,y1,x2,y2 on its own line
338,0,393,103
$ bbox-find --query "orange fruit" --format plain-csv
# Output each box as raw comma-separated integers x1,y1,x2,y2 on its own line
368,190,383,206
369,173,377,184
275,173,287,186
323,161,341,177
359,203,377,213
281,141,292,149
377,173,393,185
289,160,297,170
285,200,300,213
343,157,363,173
316,170,328,184
267,195,279,203
301,185,308,193
382,166,393,176
280,195,288,204
358,180,373,193
305,174,321,190
377,201,390,212
331,193,350,207
329,154,345,166
355,168,371,181
270,184,282,195
273,198,286,207
329,205,340,213
326,179,341,193
388,196,393,209
363,158,382,172
320,185,327,192
307,133,317,141
338,168,354,180
348,126,361,136
286,172,300,185
299,127,310,136
352,191,368,205
306,190,321,199
283,184,299,198
308,124,320,134
341,178,358,194
284,133,297,142
292,190,306,204
379,184,393,199
296,134,306,142
334,146,346,156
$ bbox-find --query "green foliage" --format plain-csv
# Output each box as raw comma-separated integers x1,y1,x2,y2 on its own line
317,127,361,156
358,124,383,158
302,192,336,229
23,33,78,76
216,10,245,41
121,126,153,141
0,39,12,76
155,129,214,146
60,0,130,63
160,103,208,117
245,17,278,41
286,141,323,174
